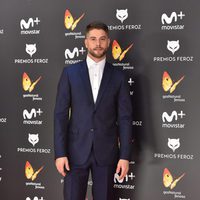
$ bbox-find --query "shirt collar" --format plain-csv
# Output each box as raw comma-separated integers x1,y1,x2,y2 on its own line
86,55,106,69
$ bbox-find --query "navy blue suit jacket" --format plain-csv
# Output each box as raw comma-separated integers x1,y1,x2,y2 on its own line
54,60,132,166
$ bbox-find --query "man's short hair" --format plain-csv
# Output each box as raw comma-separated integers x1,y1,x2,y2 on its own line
85,21,109,36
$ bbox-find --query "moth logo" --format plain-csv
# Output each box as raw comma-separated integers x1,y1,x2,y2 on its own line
161,11,185,25
163,168,185,189
23,108,43,119
25,161,44,181
162,71,184,94
26,197,45,200
162,110,185,122
112,40,133,61
65,47,86,59
116,9,128,23
20,17,40,30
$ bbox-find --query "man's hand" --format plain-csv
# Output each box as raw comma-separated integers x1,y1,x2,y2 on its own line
55,157,70,177
115,159,129,180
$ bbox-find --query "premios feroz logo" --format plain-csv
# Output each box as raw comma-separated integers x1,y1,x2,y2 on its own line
111,39,134,70
64,9,85,39
108,9,142,31
17,133,51,154
14,43,48,64
153,40,194,63
154,137,194,160
20,17,41,35
161,11,185,30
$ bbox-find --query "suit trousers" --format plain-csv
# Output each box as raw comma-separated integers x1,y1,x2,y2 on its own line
63,149,117,200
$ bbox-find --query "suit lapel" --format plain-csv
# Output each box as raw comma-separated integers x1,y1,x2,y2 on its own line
80,61,94,105
95,62,112,109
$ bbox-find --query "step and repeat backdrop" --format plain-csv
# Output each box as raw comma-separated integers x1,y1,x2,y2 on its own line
0,0,200,199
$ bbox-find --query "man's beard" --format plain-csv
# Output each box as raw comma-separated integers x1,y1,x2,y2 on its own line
88,47,108,59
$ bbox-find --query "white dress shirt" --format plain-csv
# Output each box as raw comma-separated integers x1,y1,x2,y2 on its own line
86,56,106,103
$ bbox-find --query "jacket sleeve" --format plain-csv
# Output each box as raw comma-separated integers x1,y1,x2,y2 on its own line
117,72,133,161
54,68,71,159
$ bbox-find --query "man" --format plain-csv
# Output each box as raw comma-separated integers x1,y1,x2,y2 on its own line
54,22,132,200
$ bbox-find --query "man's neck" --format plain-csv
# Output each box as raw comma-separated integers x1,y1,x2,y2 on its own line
87,54,106,63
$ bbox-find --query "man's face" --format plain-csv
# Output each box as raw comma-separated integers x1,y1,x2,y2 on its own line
85,29,110,60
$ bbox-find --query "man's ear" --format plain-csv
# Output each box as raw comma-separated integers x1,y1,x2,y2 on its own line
84,39,88,48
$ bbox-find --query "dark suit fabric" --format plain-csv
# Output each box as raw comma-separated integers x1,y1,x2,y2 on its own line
54,60,133,166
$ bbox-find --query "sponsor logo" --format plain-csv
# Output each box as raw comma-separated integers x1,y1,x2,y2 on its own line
0,117,7,123
108,9,142,31
168,138,180,152
112,40,134,70
161,11,185,30
25,161,45,189
112,40,133,61
154,137,194,160
23,108,43,125
64,9,85,39
161,110,185,128
26,197,45,200
14,43,48,64
65,46,86,64
20,17,41,35
119,198,130,200
153,40,194,63
0,29,4,34
113,172,135,190
162,168,186,199
132,121,142,126
162,110,185,122
17,133,51,154
162,71,185,102
22,72,42,101
26,44,37,57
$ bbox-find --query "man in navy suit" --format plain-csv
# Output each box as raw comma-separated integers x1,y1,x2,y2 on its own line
54,22,132,200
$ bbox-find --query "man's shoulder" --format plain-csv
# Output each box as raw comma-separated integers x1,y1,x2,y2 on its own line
63,60,85,73
107,62,125,77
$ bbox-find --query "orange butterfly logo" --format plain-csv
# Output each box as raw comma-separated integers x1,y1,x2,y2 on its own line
163,168,185,189
22,72,41,92
25,161,44,181
162,71,184,93
112,40,133,61
64,9,85,31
